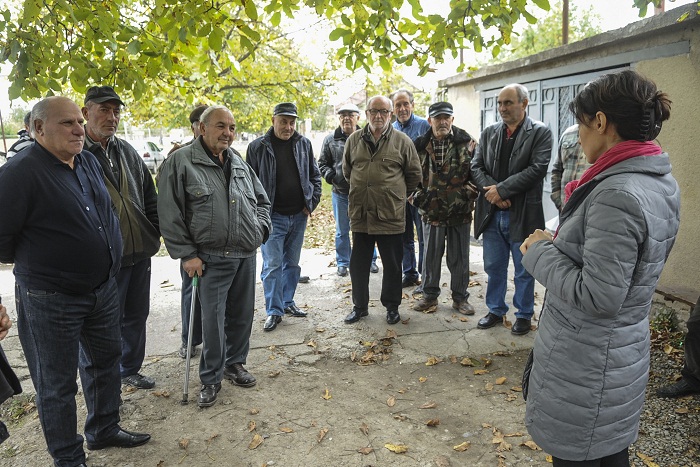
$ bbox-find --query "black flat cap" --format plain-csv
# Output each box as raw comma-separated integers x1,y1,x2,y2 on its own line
84,86,125,106
273,102,298,117
428,102,453,117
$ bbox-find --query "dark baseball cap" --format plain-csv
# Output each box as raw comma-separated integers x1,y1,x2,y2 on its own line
189,105,209,124
273,102,298,117
428,102,454,117
84,86,125,106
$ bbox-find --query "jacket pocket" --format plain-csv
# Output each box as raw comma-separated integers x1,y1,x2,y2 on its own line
185,183,213,245
376,188,404,222
236,192,264,252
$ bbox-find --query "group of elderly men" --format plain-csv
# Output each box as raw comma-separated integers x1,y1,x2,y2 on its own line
0,81,559,467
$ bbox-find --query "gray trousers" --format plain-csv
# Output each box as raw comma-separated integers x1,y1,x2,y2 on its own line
421,221,471,303
197,254,256,385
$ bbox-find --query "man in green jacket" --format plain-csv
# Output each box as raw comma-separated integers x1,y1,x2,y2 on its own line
411,102,477,316
342,95,422,325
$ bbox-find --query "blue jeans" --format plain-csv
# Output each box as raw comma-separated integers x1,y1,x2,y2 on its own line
332,191,377,268
261,211,308,317
16,279,122,467
402,202,424,280
198,255,256,385
482,211,535,319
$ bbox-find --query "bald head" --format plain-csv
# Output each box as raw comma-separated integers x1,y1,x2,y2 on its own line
32,96,85,164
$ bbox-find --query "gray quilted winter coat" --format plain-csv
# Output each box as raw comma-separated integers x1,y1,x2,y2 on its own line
521,152,680,460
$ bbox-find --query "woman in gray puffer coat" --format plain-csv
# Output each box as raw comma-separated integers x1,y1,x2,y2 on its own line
520,70,680,466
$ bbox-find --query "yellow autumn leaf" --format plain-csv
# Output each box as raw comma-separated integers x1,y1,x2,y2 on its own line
460,357,475,366
426,418,440,427
546,455,553,463
248,433,263,450
425,356,442,366
495,377,507,385
474,369,489,375
317,427,329,443
248,420,256,432
453,441,471,452
675,406,689,414
322,388,332,400
418,376,428,383
420,401,437,409
249,408,259,415
307,339,317,348
520,440,541,450
384,443,408,453
663,343,674,354
279,427,294,433
485,382,494,391
387,395,396,407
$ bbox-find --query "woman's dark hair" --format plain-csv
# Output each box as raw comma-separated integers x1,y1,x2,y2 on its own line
569,70,671,142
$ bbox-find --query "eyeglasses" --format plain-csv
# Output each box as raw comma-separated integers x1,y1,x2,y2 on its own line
367,109,391,117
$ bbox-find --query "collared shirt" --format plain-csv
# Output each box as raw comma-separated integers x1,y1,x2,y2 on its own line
393,113,430,141
85,132,120,184
430,130,453,167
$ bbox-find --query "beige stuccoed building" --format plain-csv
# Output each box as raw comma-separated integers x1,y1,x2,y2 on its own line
440,3,700,305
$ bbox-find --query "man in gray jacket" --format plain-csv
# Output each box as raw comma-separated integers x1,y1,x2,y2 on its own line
471,83,552,336
158,106,271,408
82,86,161,389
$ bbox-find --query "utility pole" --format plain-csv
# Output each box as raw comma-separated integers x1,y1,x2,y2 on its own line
562,0,569,45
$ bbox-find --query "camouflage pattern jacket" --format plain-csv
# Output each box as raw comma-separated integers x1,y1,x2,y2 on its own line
412,125,477,227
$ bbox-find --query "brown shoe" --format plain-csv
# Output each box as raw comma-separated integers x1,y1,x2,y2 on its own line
413,297,438,312
452,299,475,315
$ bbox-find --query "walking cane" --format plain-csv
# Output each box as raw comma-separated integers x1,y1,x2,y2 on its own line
181,273,199,405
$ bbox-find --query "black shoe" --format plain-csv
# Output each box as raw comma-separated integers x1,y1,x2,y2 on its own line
264,314,282,331
477,312,502,329
298,275,310,284
656,379,700,398
370,263,379,273
121,373,155,389
386,309,401,325
87,428,151,450
198,383,222,407
178,343,199,359
401,276,421,288
344,308,368,324
511,318,532,335
224,363,257,388
284,304,308,317
337,266,348,276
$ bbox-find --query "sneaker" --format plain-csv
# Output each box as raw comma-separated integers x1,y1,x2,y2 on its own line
413,297,438,312
121,373,155,389
298,275,310,284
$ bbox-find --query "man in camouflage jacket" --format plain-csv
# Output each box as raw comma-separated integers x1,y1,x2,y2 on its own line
411,102,477,315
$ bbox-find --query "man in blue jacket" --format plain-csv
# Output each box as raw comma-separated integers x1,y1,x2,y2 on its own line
246,103,322,332
471,83,552,336
0,96,150,467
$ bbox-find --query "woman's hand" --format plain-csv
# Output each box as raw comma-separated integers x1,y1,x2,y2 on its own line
520,229,553,255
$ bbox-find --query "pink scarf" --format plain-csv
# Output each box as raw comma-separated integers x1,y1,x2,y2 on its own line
564,140,662,203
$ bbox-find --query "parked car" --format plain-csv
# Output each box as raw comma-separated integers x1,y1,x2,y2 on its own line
131,140,165,174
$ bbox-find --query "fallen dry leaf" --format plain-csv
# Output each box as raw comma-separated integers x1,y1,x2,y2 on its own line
248,420,256,432
248,434,263,450
315,327,326,333
393,414,407,421
485,382,494,391
358,446,374,455
384,443,408,453
501,316,511,328
397,388,407,394
521,440,542,451
426,356,442,366
150,389,170,398
306,339,317,348
675,406,690,414
511,386,522,392
482,423,492,428
249,408,259,415
449,355,458,363
317,427,329,443
495,377,507,385
453,441,471,452
387,395,396,407
268,370,281,378
419,376,428,383
504,432,523,437
459,317,468,322
385,329,398,339
482,357,492,367
505,393,518,402
663,343,674,355
279,427,294,433
496,440,512,452
426,418,440,427
178,438,189,449
420,401,437,409
460,357,475,367
401,317,411,324
360,423,369,436
546,454,553,462
474,369,489,375
322,388,332,400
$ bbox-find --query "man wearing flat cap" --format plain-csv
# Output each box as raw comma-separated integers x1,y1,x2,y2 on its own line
82,85,161,389
411,102,478,315
318,103,379,277
246,103,322,332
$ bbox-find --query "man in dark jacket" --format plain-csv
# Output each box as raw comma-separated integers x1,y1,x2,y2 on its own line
82,86,161,389
411,102,477,316
246,103,322,332
0,299,21,445
6,111,33,158
657,297,700,398
158,105,272,408
471,83,552,335
318,103,378,276
0,96,150,467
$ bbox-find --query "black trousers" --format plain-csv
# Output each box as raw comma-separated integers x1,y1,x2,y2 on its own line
552,447,629,467
350,232,402,312
682,296,700,388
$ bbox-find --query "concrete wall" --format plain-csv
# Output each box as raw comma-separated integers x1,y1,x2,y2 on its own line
440,4,700,303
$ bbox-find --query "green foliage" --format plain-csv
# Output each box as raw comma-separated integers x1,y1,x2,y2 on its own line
494,1,603,62
1,106,30,137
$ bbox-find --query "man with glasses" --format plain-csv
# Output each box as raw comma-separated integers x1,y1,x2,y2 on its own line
390,89,430,292
342,96,421,325
471,83,552,336
318,103,378,277
82,86,161,388
246,103,322,332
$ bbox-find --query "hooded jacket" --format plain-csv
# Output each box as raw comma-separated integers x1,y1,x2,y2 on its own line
521,153,680,460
